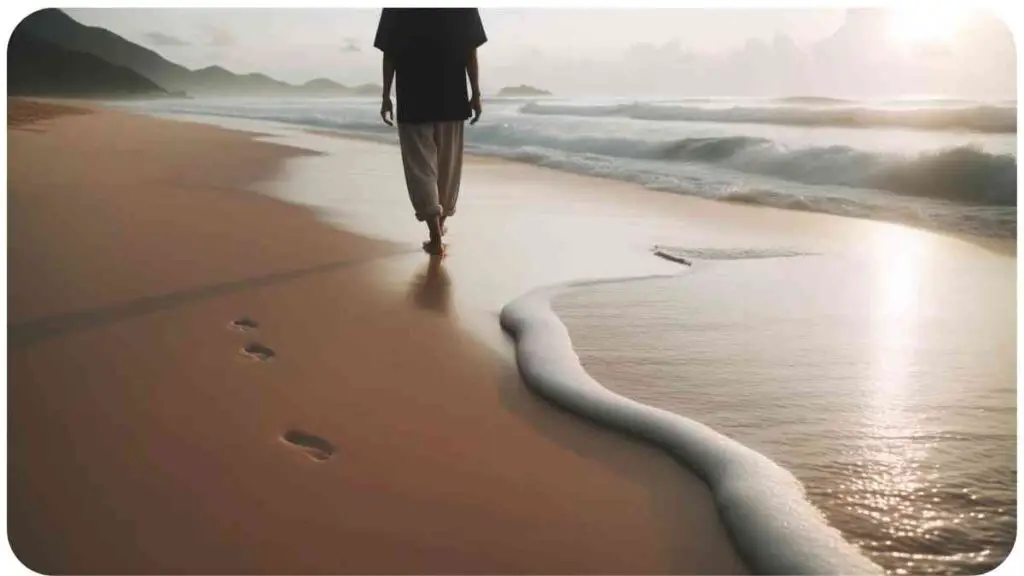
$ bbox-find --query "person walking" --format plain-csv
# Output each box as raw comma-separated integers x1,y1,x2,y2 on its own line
374,8,487,256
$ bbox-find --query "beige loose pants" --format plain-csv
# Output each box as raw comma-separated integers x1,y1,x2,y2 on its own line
397,121,465,222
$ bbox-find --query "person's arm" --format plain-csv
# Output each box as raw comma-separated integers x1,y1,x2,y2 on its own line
464,9,486,125
374,8,397,126
382,55,395,97
467,49,481,97
381,54,395,126
467,48,481,124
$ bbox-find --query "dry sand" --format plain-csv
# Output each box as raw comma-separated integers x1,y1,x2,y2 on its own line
6,100,748,574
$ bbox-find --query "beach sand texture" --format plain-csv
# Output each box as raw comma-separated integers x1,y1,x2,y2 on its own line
7,100,748,574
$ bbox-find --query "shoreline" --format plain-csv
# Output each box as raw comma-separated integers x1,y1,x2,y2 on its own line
312,128,1017,259
230,110,1011,575
150,109,1016,258
500,276,883,574
7,99,750,574
548,249,1016,574
10,100,1011,574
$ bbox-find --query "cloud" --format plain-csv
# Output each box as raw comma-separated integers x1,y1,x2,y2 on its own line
341,38,361,53
143,32,190,47
503,8,1015,99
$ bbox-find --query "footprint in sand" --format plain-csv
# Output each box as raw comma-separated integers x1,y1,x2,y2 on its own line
229,316,260,332
241,342,276,361
281,429,335,462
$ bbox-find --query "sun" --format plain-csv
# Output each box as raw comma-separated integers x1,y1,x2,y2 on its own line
887,8,965,46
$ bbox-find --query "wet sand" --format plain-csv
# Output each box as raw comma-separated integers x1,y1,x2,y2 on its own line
184,115,1014,575
6,100,748,574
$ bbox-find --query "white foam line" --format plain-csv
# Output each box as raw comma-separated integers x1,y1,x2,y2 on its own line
499,272,882,575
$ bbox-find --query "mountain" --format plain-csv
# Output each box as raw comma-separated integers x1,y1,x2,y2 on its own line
497,84,553,97
294,78,383,96
188,66,294,95
15,8,192,92
12,8,384,98
303,78,346,91
8,28,168,98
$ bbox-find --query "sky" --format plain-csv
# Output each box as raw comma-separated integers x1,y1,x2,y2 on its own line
65,7,1016,99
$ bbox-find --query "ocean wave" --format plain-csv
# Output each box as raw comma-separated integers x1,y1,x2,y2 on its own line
655,137,1017,207
520,102,1017,133
500,271,883,575
124,101,1016,239
138,103,1017,209
352,119,1013,236
478,143,1016,238
465,127,1016,208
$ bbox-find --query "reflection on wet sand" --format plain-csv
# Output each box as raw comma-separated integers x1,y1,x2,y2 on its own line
409,255,452,315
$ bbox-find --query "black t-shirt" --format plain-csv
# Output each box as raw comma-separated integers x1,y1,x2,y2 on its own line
373,8,487,124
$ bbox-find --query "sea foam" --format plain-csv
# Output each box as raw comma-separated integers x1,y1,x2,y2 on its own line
499,269,882,575
121,99,1017,239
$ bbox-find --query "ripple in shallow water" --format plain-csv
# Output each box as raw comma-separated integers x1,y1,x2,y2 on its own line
554,252,1016,575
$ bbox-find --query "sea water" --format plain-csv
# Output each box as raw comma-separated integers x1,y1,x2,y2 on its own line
119,95,1016,239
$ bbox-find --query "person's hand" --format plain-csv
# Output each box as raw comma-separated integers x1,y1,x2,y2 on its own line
381,97,394,126
470,92,482,125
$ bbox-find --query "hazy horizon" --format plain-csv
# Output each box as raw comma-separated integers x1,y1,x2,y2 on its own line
64,7,1016,100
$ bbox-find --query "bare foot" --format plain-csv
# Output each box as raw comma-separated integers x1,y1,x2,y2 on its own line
422,239,446,256
423,216,445,255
